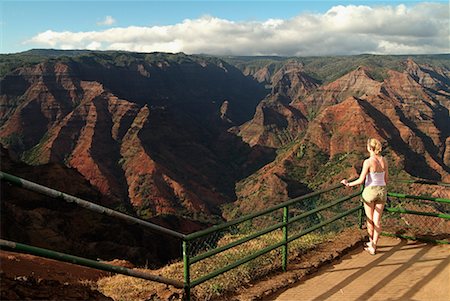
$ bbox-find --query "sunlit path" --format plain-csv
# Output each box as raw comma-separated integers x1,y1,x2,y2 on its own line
272,237,449,301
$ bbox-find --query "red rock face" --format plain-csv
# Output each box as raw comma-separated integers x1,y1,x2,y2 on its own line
236,61,317,148
231,58,449,216
291,66,383,115
0,147,205,266
271,60,321,103
0,55,270,219
304,96,381,157
237,95,308,148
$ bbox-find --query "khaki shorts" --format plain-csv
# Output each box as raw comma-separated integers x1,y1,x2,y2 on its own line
361,186,387,204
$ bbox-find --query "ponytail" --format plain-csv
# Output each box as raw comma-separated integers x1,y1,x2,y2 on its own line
367,138,382,155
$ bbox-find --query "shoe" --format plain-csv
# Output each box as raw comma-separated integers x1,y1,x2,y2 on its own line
364,245,376,255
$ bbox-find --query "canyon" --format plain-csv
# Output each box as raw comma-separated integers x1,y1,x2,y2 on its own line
1,50,449,264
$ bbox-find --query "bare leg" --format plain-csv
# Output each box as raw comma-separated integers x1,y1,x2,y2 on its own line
363,202,375,245
372,202,385,248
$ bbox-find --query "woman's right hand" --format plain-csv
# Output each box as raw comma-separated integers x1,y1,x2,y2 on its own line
340,179,349,186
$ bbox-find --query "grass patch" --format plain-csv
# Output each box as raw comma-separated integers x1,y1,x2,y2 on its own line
97,230,334,301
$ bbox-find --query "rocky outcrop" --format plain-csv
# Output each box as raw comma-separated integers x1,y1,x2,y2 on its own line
303,96,382,157
271,60,321,103
237,95,308,148
235,61,318,148
291,66,383,115
0,54,273,218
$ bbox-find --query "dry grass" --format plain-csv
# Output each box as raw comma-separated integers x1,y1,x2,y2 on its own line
98,272,174,301
97,230,334,301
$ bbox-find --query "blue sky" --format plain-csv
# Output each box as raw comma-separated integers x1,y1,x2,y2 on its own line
1,0,449,55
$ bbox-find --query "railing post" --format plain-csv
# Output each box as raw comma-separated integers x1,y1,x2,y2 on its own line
183,240,191,301
282,205,289,272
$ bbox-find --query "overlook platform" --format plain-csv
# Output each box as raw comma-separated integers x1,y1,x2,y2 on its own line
272,237,449,301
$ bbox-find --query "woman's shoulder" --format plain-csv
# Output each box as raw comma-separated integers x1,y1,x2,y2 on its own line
364,156,376,163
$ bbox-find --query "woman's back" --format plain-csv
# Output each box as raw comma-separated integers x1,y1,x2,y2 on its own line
368,155,386,173
365,156,386,186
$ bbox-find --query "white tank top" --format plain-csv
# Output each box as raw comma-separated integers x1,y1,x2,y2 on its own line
365,172,386,187
365,156,386,187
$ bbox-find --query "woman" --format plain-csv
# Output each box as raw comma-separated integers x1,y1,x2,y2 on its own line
341,138,388,255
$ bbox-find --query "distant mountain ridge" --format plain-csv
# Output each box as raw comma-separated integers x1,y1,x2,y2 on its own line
1,50,449,224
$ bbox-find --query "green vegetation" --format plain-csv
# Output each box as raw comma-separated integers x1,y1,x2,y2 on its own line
3,50,448,85
0,54,44,77
0,133,25,152
223,53,450,84
0,49,229,78
20,132,53,165
133,174,157,219
284,142,329,184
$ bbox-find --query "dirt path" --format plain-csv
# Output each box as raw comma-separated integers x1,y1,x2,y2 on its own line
271,237,450,301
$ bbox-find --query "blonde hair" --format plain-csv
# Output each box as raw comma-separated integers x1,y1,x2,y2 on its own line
367,138,382,155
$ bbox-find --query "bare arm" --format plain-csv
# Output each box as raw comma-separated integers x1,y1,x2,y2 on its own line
341,159,370,187
383,157,389,183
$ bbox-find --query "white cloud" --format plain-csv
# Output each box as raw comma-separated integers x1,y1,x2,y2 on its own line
25,3,449,56
86,41,102,50
97,16,116,26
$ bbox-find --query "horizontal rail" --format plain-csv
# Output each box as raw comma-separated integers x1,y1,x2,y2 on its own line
391,179,450,187
288,190,361,225
0,171,185,239
189,205,360,288
185,180,356,241
288,206,361,243
388,192,450,204
190,238,286,288
384,207,450,219
190,221,285,264
191,190,361,264
0,239,184,288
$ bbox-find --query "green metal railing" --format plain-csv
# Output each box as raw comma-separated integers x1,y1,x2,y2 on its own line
0,171,186,289
383,181,450,244
0,239,184,288
182,186,362,294
1,170,449,300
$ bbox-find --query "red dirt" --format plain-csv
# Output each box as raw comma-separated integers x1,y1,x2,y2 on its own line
0,251,112,300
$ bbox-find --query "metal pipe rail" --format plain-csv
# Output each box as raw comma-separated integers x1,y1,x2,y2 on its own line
184,180,357,242
384,185,450,244
188,205,362,288
386,191,450,219
185,186,362,290
0,171,185,239
384,207,450,219
391,179,450,187
0,239,184,288
387,192,450,204
3,169,450,300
